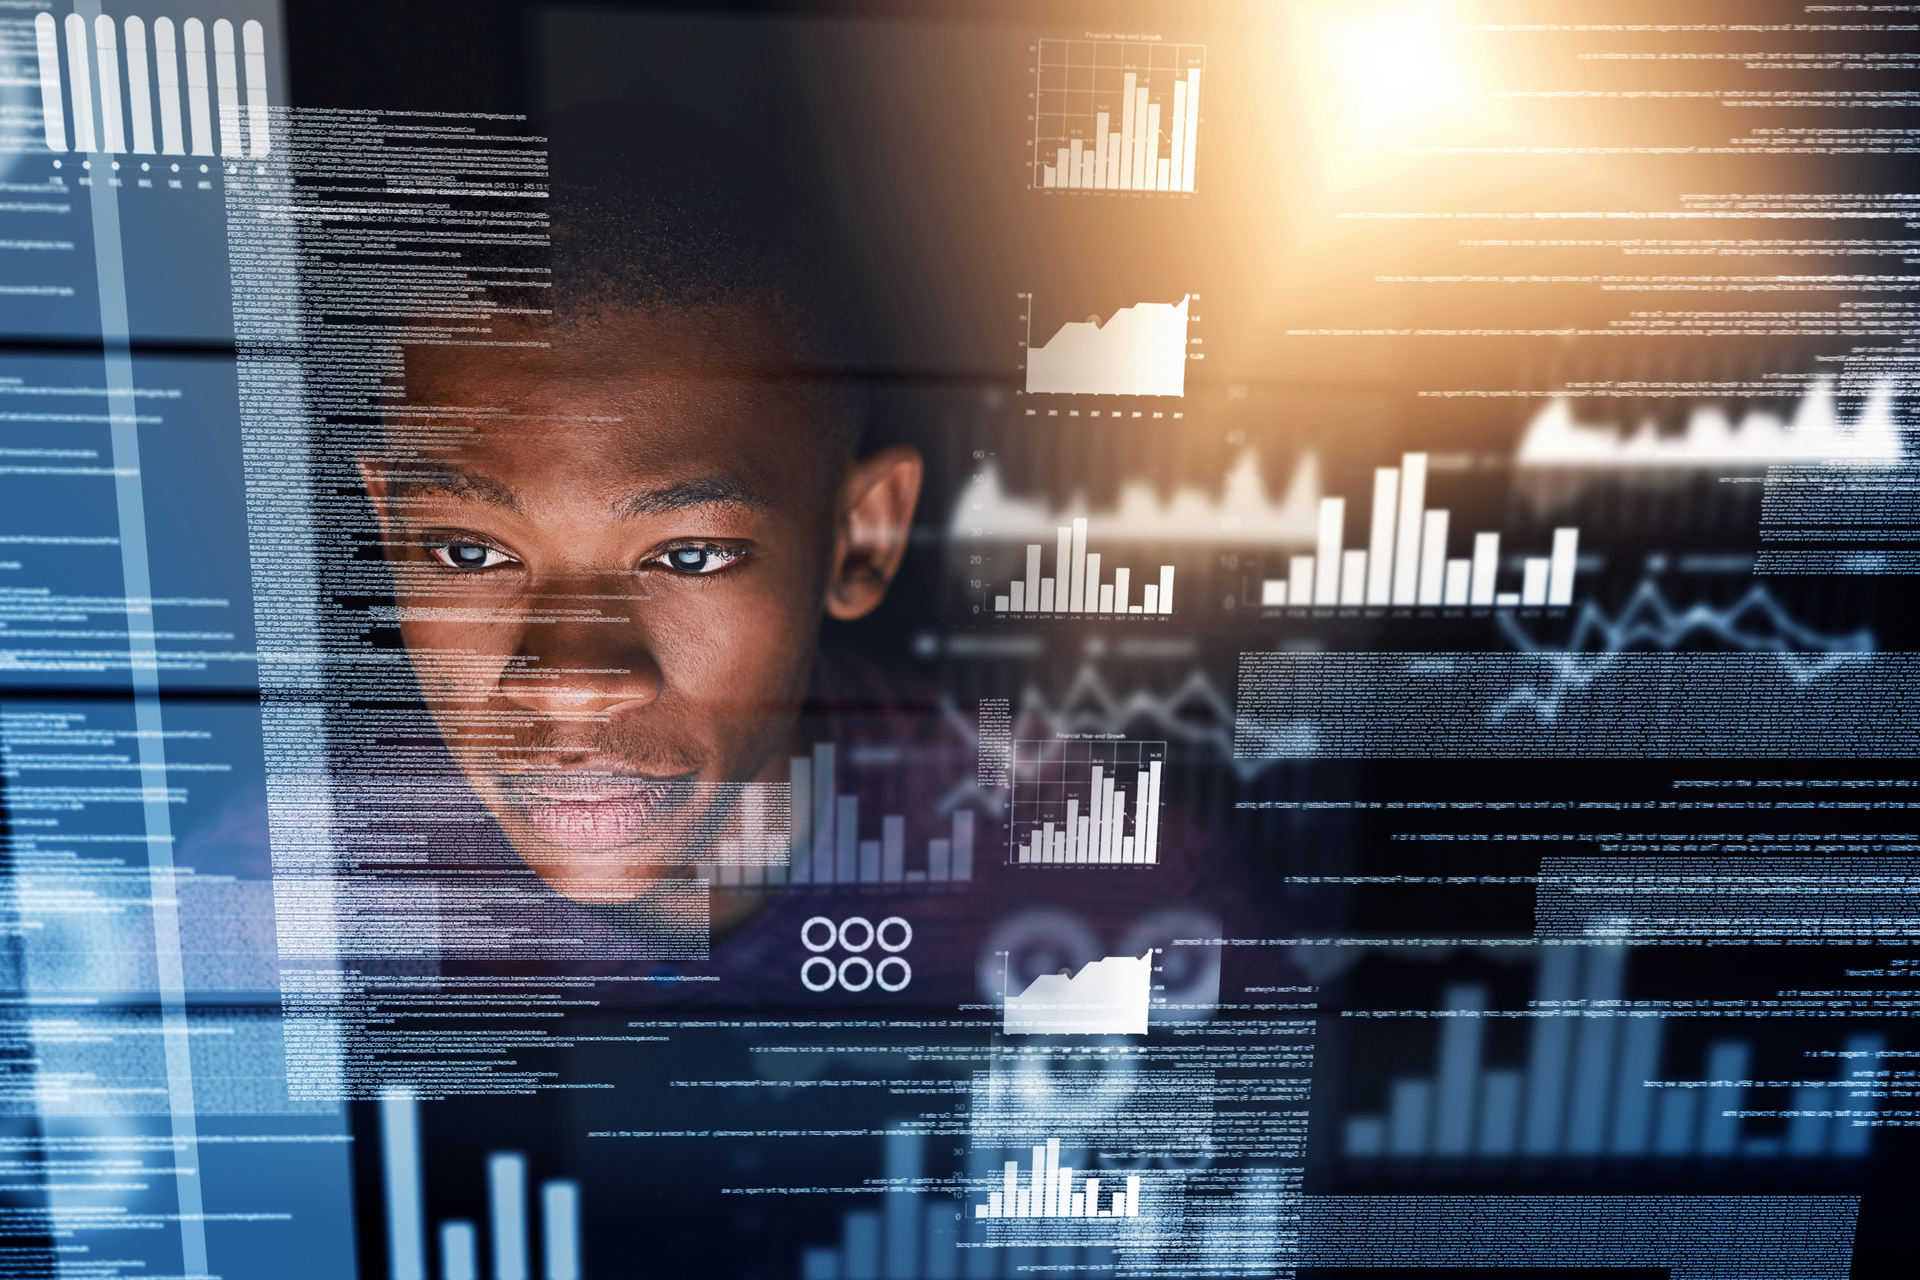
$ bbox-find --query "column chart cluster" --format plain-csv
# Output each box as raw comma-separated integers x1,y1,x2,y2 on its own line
1032,38,1203,194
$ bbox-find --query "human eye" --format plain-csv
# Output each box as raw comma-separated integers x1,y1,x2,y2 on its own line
426,540,519,571
650,542,748,576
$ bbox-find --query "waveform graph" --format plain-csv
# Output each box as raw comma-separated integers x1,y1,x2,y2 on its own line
946,448,1326,626
1031,37,1203,194
950,451,1322,547
1020,293,1196,399
1003,952,1154,1035
1009,738,1164,866
1515,380,1901,471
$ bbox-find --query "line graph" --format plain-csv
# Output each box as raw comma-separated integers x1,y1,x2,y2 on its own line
1022,295,1192,397
1495,577,1874,657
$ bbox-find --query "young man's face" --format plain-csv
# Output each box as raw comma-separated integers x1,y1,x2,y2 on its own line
361,309,919,902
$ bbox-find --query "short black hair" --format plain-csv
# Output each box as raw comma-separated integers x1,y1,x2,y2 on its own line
524,98,867,455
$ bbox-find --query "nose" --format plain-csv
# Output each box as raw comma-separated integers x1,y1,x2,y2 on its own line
495,583,663,716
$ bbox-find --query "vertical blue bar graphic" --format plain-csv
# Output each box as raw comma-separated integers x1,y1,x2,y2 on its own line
441,1222,478,1280
1653,1088,1698,1156
490,1153,529,1280
882,815,906,882
1345,1117,1386,1157
789,756,813,884
1787,1087,1832,1157
1477,1070,1522,1156
1833,1033,1884,1156
1564,945,1625,1155
1522,945,1581,1155
381,1090,427,1280
1608,1015,1663,1156
812,743,836,883
884,1131,923,1279
924,1199,959,1279
542,1180,580,1280
844,1211,881,1280
1698,1042,1749,1155
836,795,860,883
803,1248,841,1279
965,1144,1000,1278
952,811,975,881
1388,1080,1433,1156
1432,986,1486,1156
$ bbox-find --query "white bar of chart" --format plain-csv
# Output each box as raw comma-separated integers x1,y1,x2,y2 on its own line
1034,38,1203,194
1009,739,1164,866
32,11,262,157
381,1089,427,1280
768,741,976,888
991,517,1175,616
1258,454,1581,609
1023,295,1191,397
379,1093,583,1280
975,1138,1142,1219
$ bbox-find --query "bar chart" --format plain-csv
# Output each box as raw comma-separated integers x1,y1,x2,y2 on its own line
1256,452,1580,608
381,1090,581,1280
717,741,975,889
1032,38,1203,194
1023,296,1191,397
1008,739,1163,866
799,1131,963,1280
1341,949,1884,1164
32,12,270,159
795,1132,1139,1278
988,517,1176,617
975,1138,1142,1219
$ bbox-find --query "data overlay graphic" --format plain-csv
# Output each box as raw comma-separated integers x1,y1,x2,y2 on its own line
1023,294,1192,396
6,4,1920,1279
1032,37,1203,193
1008,739,1165,865
1003,952,1154,1034
1257,452,1582,608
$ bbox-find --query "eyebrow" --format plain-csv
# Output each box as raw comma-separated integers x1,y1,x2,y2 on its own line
383,465,765,519
385,465,523,513
610,476,766,518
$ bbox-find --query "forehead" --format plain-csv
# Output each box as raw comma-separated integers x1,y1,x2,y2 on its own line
392,310,837,497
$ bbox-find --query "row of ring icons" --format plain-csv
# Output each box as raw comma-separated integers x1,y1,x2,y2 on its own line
803,915,911,954
802,916,911,993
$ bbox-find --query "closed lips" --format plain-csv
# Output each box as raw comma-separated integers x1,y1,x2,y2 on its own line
498,772,689,850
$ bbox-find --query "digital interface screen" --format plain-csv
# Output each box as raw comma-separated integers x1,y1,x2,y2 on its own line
2,2,1917,1277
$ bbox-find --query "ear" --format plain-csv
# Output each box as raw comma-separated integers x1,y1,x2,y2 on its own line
825,445,924,621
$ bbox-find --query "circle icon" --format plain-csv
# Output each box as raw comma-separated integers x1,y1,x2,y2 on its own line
801,956,837,992
801,916,913,993
837,957,874,992
837,916,875,953
876,957,912,992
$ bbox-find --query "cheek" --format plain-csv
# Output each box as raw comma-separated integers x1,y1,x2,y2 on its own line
649,580,821,703
397,618,518,689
